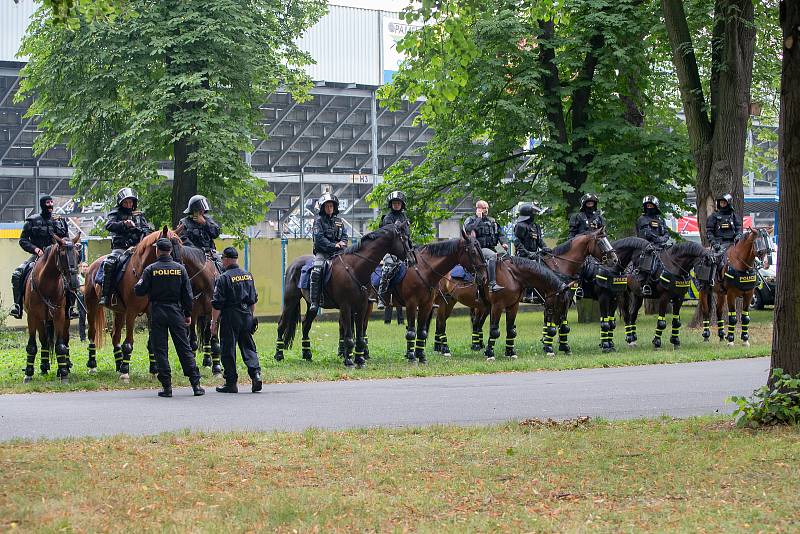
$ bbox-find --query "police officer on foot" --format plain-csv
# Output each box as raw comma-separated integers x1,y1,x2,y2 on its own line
568,193,606,238
463,200,509,292
10,195,74,319
706,193,742,252
637,196,670,247
134,238,204,398
211,247,262,394
309,192,348,316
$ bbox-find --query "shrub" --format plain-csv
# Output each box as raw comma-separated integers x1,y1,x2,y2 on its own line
729,369,800,428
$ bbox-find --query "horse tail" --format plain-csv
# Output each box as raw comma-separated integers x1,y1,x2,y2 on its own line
279,260,304,349
92,304,106,349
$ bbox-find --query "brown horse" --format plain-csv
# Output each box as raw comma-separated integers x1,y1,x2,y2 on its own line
363,231,487,364
178,245,222,376
698,228,771,346
84,227,183,380
433,256,571,360
434,228,615,357
22,234,82,383
274,222,411,368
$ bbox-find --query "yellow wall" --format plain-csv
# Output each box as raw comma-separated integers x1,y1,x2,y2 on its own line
0,238,316,324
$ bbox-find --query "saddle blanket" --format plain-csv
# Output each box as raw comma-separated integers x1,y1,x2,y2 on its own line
298,259,334,290
449,264,474,283
370,263,408,288
94,253,132,286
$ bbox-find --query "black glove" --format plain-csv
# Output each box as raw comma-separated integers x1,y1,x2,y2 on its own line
712,243,721,252
250,316,258,334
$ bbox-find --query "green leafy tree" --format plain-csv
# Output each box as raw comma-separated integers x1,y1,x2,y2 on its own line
373,0,694,241
18,0,326,234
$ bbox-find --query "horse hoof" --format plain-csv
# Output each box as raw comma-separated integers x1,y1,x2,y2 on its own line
470,343,482,352
743,340,750,347
202,355,212,368
302,349,313,361
703,338,709,343
23,375,32,384
356,363,364,369
119,373,130,382
485,356,495,362
87,368,98,375
150,374,157,380
507,353,518,360
60,377,69,384
727,341,734,347
443,351,452,358
417,356,427,365
344,358,355,368
628,342,637,348
274,352,284,362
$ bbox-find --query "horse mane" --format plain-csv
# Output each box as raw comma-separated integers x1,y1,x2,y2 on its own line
135,228,181,255
418,238,460,257
611,236,650,250
509,256,564,289
552,238,576,256
179,245,207,266
341,226,394,255
669,240,706,258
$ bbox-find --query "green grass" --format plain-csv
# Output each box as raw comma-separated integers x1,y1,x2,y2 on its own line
1,418,798,532
0,308,772,394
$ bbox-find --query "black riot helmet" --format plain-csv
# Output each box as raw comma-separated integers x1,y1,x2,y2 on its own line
183,194,211,215
642,195,660,214
116,187,138,210
386,190,406,211
580,193,599,212
318,192,340,215
716,193,733,212
517,203,534,222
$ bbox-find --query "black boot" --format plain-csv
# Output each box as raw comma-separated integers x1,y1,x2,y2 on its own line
66,292,79,320
10,269,23,319
216,382,239,393
190,378,205,396
158,380,172,398
308,266,323,316
250,370,262,393
377,270,391,310
98,261,116,306
488,257,504,292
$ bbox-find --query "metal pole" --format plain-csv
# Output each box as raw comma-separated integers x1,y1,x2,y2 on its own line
299,171,305,237
280,237,288,303
371,91,379,219
244,238,250,272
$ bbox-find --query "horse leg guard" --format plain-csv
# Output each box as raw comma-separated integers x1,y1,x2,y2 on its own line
741,312,750,342
470,331,482,351
702,320,710,342
717,319,725,341
558,322,571,354
653,316,665,349
543,322,557,355
433,334,442,353
24,342,36,381
505,332,517,359
148,352,157,375
600,319,612,353
120,343,133,375
301,337,313,361
55,343,69,382
405,330,416,361
201,341,211,367
726,311,737,344
624,324,635,345
354,340,367,368
343,337,355,368
363,336,370,360
670,316,681,347
414,333,427,364
274,339,284,362
40,348,50,375
87,342,98,372
337,339,346,358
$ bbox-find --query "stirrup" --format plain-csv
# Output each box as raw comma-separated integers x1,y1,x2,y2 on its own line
642,284,652,296
9,304,22,319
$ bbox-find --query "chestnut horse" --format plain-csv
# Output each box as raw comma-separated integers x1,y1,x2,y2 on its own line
179,245,222,376
22,235,82,383
364,232,487,364
274,222,411,368
698,228,771,346
84,227,183,380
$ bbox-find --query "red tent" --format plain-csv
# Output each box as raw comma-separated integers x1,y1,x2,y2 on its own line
677,215,754,234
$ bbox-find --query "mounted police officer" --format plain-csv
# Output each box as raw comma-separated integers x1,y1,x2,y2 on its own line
309,192,348,316
568,193,606,238
10,195,74,319
376,190,410,308
134,238,204,398
706,193,742,252
463,200,508,292
211,247,262,394
514,203,551,303
637,196,670,247
99,188,154,305
178,195,221,253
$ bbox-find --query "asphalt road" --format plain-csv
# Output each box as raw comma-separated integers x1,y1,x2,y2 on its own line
0,357,769,441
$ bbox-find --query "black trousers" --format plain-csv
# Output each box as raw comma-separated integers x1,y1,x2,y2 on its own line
150,303,200,384
220,309,260,384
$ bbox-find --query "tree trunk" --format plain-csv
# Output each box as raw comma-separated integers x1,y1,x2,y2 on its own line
771,0,800,378
576,298,601,323
172,136,197,228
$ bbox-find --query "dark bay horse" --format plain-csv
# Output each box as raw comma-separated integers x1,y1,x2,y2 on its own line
23,235,82,383
364,231,487,364
180,245,222,375
274,222,411,368
84,227,183,380
699,228,771,346
433,256,572,360
619,240,713,349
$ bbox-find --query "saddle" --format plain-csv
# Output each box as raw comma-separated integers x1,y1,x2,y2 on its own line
95,249,134,287
579,259,627,299
449,264,474,283
370,263,407,288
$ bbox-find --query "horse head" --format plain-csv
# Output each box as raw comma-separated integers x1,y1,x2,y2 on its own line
459,228,488,285
51,233,82,291
587,227,618,267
